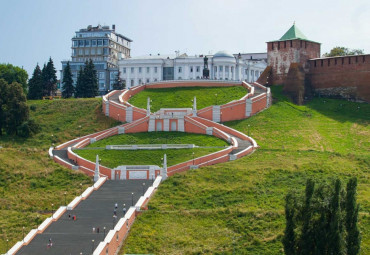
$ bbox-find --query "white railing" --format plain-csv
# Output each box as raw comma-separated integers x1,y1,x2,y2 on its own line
106,144,195,150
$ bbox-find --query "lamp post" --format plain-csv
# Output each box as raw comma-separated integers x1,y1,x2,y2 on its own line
248,124,250,136
192,152,195,165
103,226,106,238
152,174,154,185
51,203,54,218
64,191,67,205
142,183,146,195
36,214,39,229
131,192,134,206
80,183,82,194
22,226,25,242
91,239,95,253
6,239,9,251
215,93,218,105
78,125,82,137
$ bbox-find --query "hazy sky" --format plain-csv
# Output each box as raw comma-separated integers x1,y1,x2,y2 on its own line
0,0,369,78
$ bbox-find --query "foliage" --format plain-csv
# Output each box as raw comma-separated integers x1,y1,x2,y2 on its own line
282,178,360,255
41,57,57,96
0,79,32,136
113,70,125,90
75,60,98,98
129,86,247,112
27,64,43,100
323,47,364,57
61,61,75,98
0,63,28,94
120,86,369,255
346,178,361,255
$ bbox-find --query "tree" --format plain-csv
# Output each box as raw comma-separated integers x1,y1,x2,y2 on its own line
28,64,43,100
323,47,364,57
0,79,8,135
0,64,28,94
62,61,75,98
345,178,361,255
113,70,125,90
42,57,57,96
75,67,85,98
283,178,361,255
83,59,98,98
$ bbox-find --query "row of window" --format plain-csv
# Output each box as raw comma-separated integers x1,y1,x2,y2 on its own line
72,48,109,56
122,67,159,74
73,39,109,47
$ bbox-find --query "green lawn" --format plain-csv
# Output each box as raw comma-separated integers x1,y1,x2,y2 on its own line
120,86,370,255
129,86,247,112
0,98,118,252
76,132,228,168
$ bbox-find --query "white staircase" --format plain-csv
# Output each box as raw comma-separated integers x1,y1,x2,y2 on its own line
126,107,133,123
212,105,221,123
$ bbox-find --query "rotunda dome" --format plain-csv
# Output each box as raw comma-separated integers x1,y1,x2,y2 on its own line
213,51,235,58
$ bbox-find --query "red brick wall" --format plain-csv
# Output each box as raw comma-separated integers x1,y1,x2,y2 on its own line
220,100,246,122
308,55,370,102
267,39,320,84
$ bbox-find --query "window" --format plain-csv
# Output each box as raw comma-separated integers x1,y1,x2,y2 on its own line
154,78,157,82
231,67,234,73
97,40,103,46
245,69,248,75
219,66,223,72
131,79,134,86
251,70,254,77
178,77,182,80
85,40,90,47
99,72,105,79
196,66,200,72
73,41,78,47
178,67,182,73
214,66,217,73
103,48,108,55
78,49,83,56
139,79,142,84
78,40,84,47
99,82,104,89
123,68,126,74
103,39,108,46
255,71,258,77
146,67,150,73
84,49,89,55
131,67,134,73
190,66,193,73
72,49,77,56
91,48,95,55
154,67,158,73
97,48,102,55
225,66,229,72
139,67,142,73
92,40,97,46
146,78,150,83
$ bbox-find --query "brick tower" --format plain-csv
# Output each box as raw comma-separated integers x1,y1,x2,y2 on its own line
267,23,321,85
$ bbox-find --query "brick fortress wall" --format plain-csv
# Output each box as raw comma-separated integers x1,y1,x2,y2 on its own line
308,55,370,102
267,39,320,85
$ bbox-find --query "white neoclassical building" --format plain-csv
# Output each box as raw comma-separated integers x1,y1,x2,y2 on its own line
118,51,267,88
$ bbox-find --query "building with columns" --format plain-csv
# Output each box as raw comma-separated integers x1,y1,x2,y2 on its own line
119,51,266,88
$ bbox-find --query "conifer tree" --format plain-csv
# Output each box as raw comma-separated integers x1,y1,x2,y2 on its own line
283,193,297,255
62,61,75,98
42,57,57,96
75,67,85,98
346,177,361,255
299,179,315,255
28,64,43,99
83,59,98,97
113,70,125,90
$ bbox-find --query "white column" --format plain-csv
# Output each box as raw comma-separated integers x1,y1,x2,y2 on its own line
192,96,197,116
147,97,151,116
94,155,100,182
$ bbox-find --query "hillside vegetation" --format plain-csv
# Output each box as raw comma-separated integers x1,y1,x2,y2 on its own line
129,86,247,112
0,98,118,252
120,87,370,254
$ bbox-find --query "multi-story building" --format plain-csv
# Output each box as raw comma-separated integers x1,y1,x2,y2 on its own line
119,51,267,88
61,24,132,94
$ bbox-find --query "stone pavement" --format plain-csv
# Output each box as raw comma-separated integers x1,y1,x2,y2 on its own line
17,180,150,255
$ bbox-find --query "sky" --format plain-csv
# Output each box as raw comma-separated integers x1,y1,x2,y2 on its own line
0,0,369,79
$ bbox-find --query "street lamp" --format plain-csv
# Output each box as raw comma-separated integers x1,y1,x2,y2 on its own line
91,239,95,253
51,203,54,218
80,183,82,194
22,226,25,242
103,226,106,238
78,125,82,137
64,191,67,205
142,183,146,195
248,124,250,136
131,192,134,206
192,152,195,165
215,93,218,105
6,239,9,251
152,174,154,185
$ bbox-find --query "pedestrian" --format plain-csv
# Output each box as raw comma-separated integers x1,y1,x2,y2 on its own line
113,209,117,216
97,227,100,233
123,207,127,216
92,227,95,233
68,214,71,220
115,202,118,209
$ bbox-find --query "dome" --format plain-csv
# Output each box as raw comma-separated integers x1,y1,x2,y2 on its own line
213,51,234,58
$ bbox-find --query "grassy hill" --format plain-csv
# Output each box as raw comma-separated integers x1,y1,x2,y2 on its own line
129,86,247,112
76,132,228,168
120,87,370,254
0,98,118,252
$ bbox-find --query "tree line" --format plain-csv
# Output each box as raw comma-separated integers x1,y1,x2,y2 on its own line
283,178,361,255
28,57,57,99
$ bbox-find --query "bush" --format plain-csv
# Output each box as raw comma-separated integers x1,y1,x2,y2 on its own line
17,119,41,138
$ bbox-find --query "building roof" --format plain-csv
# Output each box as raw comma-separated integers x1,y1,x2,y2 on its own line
280,23,307,40
267,23,320,44
213,50,235,58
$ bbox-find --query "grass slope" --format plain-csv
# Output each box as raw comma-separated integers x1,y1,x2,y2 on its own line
76,132,228,168
0,98,118,252
129,86,247,112
120,87,370,254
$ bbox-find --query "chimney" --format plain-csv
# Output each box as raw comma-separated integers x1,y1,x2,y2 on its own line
112,24,116,31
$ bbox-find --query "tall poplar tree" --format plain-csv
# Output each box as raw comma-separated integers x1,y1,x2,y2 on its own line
42,58,57,96
346,178,361,255
283,193,297,255
62,61,75,98
28,64,43,99
83,59,98,97
75,67,85,98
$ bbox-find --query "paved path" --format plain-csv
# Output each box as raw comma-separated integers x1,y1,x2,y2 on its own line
17,180,150,255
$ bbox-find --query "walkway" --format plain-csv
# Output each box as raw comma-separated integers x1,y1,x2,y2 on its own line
17,180,150,255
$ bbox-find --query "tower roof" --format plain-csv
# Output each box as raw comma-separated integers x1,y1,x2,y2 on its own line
280,23,307,40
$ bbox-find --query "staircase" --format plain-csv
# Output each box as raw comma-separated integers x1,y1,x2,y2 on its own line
212,105,221,123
